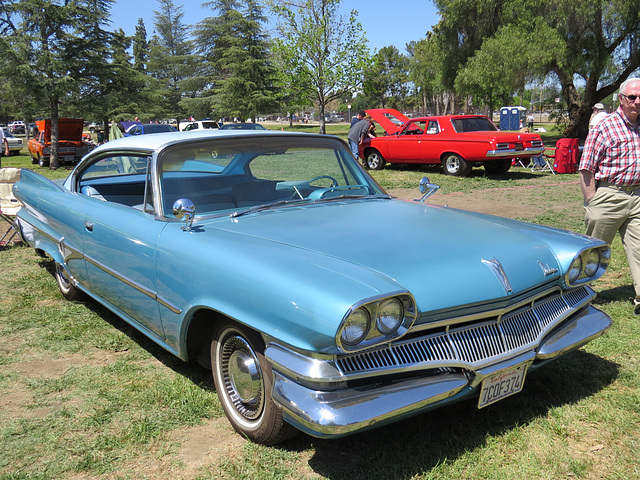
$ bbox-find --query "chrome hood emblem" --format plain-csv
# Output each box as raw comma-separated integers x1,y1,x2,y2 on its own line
538,261,559,277
481,257,513,295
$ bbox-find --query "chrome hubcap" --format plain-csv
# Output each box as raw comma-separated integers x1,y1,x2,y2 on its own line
220,335,264,420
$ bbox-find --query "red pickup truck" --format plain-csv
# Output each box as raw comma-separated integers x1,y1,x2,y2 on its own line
28,118,95,167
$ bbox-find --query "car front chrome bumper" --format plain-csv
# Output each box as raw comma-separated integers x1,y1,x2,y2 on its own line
268,305,612,438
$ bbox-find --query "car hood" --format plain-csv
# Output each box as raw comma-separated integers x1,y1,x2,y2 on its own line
35,118,84,142
207,199,592,314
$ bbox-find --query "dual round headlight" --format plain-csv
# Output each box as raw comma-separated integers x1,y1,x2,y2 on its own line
340,297,405,348
567,246,610,286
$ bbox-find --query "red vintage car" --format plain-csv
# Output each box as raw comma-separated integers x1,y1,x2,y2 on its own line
28,118,95,167
359,109,545,176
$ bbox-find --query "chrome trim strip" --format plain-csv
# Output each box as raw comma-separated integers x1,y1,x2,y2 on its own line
413,285,591,332
19,218,181,315
83,253,182,314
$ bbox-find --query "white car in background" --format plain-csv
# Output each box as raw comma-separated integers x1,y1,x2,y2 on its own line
179,120,219,131
2,128,23,154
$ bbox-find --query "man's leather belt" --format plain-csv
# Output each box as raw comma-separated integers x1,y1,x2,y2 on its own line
598,181,640,192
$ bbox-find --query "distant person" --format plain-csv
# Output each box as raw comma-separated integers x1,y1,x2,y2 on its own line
350,110,365,127
579,78,640,314
589,103,607,129
0,127,8,168
364,114,377,137
527,113,534,130
348,112,372,163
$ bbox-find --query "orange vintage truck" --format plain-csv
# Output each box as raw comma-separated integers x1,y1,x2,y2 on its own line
28,118,95,167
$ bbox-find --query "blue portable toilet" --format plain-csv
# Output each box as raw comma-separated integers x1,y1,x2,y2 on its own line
499,106,527,130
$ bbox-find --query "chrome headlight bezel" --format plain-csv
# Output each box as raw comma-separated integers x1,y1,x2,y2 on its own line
565,245,610,287
337,292,417,353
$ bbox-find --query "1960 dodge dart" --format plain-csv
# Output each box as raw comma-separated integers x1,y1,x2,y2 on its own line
13,130,612,445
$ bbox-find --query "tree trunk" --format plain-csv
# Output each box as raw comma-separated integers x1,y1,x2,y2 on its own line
50,99,60,170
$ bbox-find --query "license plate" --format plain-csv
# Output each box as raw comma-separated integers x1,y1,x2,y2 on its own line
478,362,530,409
515,143,524,151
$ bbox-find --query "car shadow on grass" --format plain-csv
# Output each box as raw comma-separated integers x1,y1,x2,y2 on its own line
281,350,618,480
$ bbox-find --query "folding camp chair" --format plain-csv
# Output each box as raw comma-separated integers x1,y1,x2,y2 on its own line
512,157,531,168
530,149,556,174
0,168,22,246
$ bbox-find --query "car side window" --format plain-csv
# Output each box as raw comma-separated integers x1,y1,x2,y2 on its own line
426,120,440,135
77,155,150,209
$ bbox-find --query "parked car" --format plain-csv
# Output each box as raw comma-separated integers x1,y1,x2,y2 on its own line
1,127,23,154
218,122,266,130
8,121,25,135
27,118,95,167
13,130,612,445
361,109,545,176
179,120,220,131
86,122,104,133
124,123,178,136
27,123,38,136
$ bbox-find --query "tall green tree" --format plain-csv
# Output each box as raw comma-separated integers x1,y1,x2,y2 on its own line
364,46,411,110
132,18,149,73
146,0,197,120
0,0,115,168
435,0,640,138
408,34,459,115
269,0,369,134
194,0,279,121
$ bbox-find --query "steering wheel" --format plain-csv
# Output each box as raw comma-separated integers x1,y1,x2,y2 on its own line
308,175,338,187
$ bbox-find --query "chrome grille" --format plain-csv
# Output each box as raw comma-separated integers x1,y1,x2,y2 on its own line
336,286,593,375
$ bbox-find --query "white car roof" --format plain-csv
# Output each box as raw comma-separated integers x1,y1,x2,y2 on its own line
88,129,307,155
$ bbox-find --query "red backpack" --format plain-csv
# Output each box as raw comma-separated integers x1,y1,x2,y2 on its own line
553,138,579,173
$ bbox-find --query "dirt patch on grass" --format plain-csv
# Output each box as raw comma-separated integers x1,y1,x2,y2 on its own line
388,177,582,220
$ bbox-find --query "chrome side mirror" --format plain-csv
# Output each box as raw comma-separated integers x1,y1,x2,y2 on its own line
172,198,196,231
416,176,440,202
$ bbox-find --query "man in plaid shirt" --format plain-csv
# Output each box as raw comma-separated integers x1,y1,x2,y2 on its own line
579,77,640,314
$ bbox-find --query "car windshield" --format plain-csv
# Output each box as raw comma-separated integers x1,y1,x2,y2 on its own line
158,135,386,218
451,117,498,133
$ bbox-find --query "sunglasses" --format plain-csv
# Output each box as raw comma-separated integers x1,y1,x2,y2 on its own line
621,94,640,102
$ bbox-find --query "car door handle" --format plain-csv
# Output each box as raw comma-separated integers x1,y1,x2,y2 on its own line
84,221,94,232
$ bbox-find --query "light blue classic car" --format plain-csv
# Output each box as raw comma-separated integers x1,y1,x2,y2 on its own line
14,130,613,445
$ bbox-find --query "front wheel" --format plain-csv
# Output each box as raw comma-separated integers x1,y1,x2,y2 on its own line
365,150,385,170
442,153,472,176
484,158,512,175
211,322,297,445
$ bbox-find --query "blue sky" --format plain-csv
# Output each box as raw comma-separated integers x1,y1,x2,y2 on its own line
110,0,440,54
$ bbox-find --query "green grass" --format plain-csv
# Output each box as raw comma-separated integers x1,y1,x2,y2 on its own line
1,136,639,479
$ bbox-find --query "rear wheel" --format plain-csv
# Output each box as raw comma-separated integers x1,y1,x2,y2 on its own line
54,262,85,301
365,150,386,170
211,322,297,445
484,159,512,175
442,153,472,176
